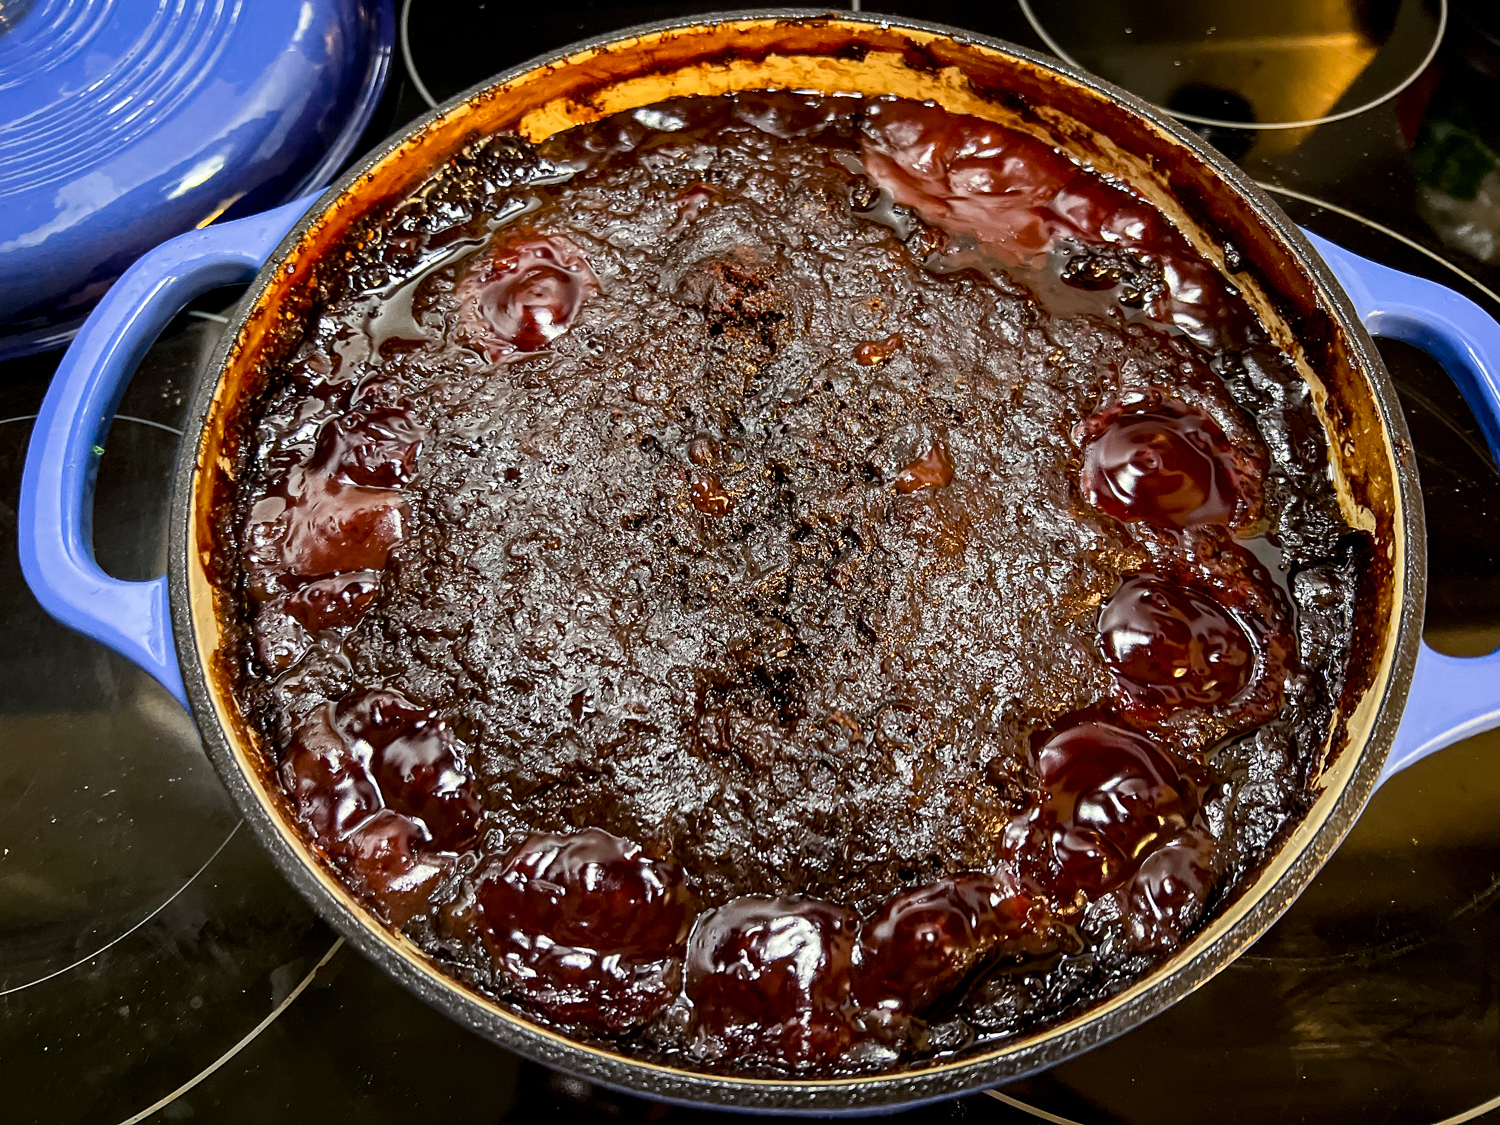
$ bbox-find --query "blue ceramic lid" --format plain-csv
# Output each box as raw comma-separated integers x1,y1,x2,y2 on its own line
0,0,393,358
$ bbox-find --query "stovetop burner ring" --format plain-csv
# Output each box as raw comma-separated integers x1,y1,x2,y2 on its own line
1019,0,1448,131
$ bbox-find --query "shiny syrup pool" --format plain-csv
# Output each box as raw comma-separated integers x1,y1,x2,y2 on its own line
228,92,1360,1075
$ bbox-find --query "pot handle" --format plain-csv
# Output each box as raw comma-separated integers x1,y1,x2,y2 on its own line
18,196,319,711
1305,231,1500,785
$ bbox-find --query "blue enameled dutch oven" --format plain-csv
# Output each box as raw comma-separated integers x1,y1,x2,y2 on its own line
0,0,394,359
17,11,1500,1115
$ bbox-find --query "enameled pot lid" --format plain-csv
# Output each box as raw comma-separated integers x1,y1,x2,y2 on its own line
0,0,394,359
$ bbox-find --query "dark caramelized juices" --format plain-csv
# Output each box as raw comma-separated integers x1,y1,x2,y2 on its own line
229,91,1360,1075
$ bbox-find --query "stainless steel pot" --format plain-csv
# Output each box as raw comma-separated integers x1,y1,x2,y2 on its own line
21,10,1500,1114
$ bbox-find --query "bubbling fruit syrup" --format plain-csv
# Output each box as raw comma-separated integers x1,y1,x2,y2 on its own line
229,90,1358,1077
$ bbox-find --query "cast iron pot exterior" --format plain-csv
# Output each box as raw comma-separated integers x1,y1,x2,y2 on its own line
167,12,1421,1113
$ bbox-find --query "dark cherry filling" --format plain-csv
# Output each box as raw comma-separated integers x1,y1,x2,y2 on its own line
283,570,382,631
686,896,859,1069
456,234,599,361
1120,827,1219,952
1026,719,1200,896
246,474,406,586
860,99,1078,264
893,442,954,494
341,690,481,853
859,99,1238,343
858,874,1057,1014
1099,574,1256,713
473,829,694,1032
1126,537,1295,730
280,690,479,920
245,400,427,672
244,409,421,600
341,809,452,925
281,705,383,844
1079,395,1253,529
318,406,424,488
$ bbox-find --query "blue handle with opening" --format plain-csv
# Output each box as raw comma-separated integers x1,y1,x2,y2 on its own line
1306,232,1500,785
18,196,318,709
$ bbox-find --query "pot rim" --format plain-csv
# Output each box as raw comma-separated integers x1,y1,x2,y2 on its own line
168,9,1425,1112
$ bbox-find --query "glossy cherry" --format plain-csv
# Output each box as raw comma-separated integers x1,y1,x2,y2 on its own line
1079,398,1246,529
342,808,451,925
1099,574,1256,712
340,690,481,852
458,235,599,361
284,570,381,631
893,442,954,494
317,406,423,489
474,829,694,1032
337,688,426,741
251,598,312,674
1032,719,1197,896
281,690,481,863
860,99,1077,263
685,895,859,1069
479,829,693,957
858,873,1053,1013
247,475,406,583
1121,829,1218,952
280,705,383,845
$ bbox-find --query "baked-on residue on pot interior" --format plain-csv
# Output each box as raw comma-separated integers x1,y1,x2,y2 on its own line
225,92,1364,1075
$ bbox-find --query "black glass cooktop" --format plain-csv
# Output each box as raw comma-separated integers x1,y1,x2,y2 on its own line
4,1,1499,1121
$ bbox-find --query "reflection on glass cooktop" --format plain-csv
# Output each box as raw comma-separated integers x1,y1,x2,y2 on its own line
3,1,1499,1121
1019,0,1445,137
